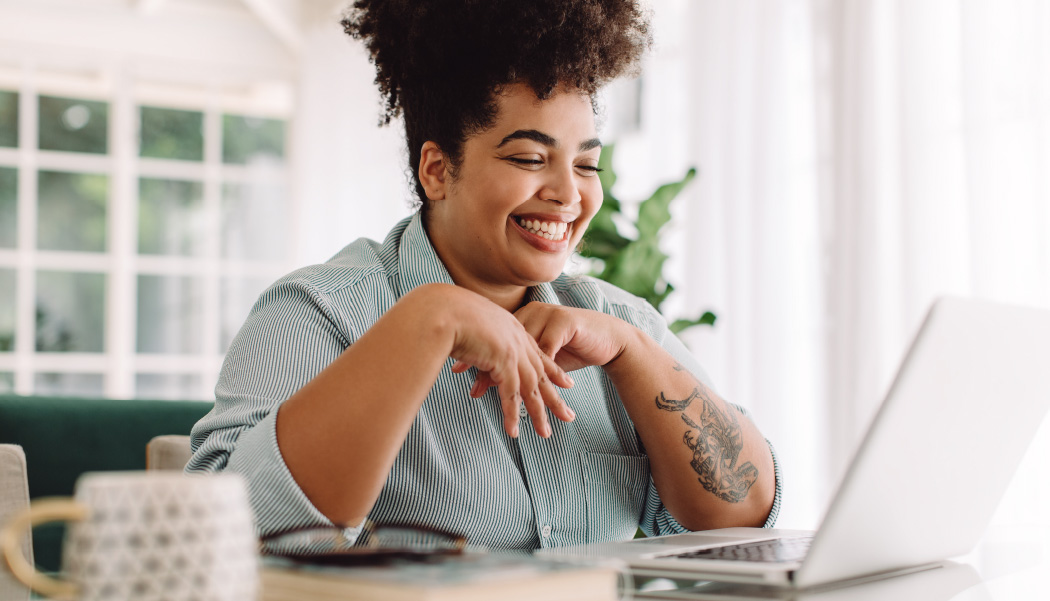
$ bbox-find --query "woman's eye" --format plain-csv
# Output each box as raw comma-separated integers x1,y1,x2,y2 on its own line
506,157,544,167
576,165,604,176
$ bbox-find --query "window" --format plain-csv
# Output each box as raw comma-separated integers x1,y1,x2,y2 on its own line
0,74,292,400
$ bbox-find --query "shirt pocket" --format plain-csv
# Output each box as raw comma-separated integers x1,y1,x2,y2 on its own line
581,451,650,543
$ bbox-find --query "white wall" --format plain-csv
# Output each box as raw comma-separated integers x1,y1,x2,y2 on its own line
291,17,411,266
0,0,296,91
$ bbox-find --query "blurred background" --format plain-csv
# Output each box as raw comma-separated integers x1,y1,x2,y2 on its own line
1,0,1048,531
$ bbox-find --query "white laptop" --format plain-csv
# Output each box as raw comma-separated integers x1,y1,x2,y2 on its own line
539,297,1050,589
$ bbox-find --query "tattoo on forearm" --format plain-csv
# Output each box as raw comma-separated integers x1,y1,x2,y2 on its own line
654,363,700,411
655,389,700,412
655,367,759,503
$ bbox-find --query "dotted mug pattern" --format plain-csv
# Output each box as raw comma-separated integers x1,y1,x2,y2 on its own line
62,472,257,601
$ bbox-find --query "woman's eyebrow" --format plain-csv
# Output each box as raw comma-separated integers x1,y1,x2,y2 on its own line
496,129,603,153
497,129,557,148
579,137,602,152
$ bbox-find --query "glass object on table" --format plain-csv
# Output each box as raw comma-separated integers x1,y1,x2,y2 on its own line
36,170,108,253
135,274,204,354
38,96,108,154
262,520,468,565
35,270,105,353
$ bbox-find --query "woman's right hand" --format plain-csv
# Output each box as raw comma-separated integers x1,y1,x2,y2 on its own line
425,284,576,439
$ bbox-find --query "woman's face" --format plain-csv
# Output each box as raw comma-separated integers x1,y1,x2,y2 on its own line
425,83,603,300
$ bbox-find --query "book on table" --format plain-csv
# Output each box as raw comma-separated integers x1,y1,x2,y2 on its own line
259,551,623,601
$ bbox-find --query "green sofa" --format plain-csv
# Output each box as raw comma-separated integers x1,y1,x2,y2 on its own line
0,395,213,572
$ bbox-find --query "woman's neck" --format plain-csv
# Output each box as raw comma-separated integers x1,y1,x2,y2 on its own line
451,276,528,313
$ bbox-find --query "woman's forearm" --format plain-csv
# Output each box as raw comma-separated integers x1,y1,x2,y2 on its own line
604,327,776,531
275,283,458,527
273,283,574,527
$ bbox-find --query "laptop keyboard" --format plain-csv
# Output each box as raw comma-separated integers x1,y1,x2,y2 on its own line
670,536,814,563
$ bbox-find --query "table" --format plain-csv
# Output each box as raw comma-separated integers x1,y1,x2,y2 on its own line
5,525,1047,600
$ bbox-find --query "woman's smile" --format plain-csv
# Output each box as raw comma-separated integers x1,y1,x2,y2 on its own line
510,215,573,252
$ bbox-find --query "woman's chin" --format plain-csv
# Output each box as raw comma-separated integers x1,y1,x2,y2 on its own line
516,263,568,286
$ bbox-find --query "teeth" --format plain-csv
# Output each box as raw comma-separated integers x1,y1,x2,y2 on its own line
516,217,569,241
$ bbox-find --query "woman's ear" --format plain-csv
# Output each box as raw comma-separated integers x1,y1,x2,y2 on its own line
418,141,447,201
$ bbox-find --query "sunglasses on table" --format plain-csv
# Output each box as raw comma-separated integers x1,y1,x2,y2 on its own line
260,520,469,567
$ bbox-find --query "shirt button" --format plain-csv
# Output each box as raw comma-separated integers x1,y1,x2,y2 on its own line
519,405,528,418
541,525,552,538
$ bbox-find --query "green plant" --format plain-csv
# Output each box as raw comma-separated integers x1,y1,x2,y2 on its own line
579,144,715,334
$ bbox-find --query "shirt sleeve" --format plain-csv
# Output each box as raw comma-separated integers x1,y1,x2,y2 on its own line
185,277,364,544
602,285,784,533
640,435,784,536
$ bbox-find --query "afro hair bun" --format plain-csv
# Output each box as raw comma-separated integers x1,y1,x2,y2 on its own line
344,0,650,122
342,0,651,206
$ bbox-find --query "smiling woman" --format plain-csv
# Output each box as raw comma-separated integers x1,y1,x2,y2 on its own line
421,85,605,309
187,0,781,553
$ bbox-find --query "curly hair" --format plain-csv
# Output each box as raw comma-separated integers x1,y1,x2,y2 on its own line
342,0,651,210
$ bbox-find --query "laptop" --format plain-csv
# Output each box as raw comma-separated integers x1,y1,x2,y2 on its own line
633,560,983,600
539,296,1050,589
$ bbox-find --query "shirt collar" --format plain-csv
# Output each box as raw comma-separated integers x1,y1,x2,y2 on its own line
524,279,562,307
396,212,457,296
394,211,564,308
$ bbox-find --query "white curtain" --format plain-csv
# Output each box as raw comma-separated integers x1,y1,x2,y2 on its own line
294,0,1050,530
617,0,1050,528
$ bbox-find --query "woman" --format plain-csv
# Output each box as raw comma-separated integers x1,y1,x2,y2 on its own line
188,0,781,551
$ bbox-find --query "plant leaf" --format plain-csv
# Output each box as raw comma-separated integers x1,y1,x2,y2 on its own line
606,238,669,305
580,147,713,333
582,145,629,261
597,144,617,192
579,226,630,259
669,311,717,334
637,168,696,239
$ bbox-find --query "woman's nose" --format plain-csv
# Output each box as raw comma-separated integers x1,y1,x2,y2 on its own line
539,164,582,206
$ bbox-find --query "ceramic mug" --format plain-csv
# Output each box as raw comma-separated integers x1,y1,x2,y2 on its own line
0,471,258,601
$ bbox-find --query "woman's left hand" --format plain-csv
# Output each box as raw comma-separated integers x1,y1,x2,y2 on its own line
455,302,632,396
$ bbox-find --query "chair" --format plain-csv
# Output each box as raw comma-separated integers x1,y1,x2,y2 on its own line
146,435,194,471
0,395,212,571
0,444,32,601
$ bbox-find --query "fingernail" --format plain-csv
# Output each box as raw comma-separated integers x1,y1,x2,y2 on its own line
567,407,576,420
511,424,519,438
544,423,552,438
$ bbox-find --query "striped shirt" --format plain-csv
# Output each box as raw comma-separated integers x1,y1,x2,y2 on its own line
187,212,781,550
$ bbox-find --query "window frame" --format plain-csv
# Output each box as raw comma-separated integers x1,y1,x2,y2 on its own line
0,61,295,400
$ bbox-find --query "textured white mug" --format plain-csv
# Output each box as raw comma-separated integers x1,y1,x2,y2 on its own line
0,471,258,601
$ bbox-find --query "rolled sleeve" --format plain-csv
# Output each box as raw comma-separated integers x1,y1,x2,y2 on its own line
186,275,363,545
641,475,692,537
761,438,783,528
640,437,782,535
226,410,350,537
